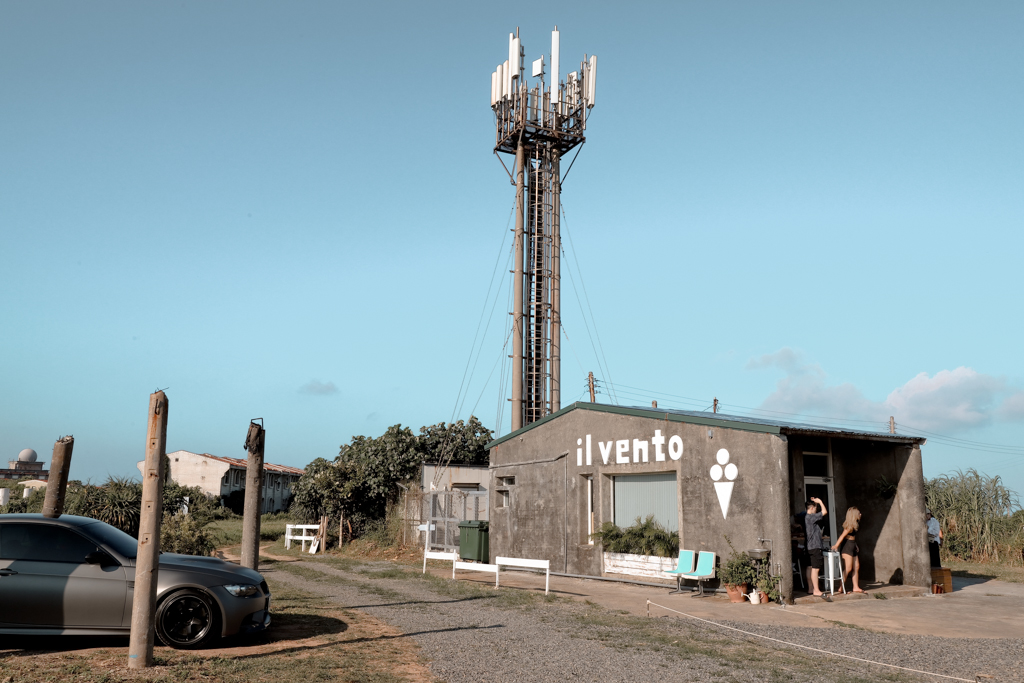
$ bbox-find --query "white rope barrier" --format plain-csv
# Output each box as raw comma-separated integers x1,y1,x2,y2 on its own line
645,600,976,683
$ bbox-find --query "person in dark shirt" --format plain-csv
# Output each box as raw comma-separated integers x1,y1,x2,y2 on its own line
803,497,828,596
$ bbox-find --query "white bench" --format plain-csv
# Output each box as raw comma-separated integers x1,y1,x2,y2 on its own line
285,524,322,553
423,550,551,595
496,556,551,595
454,560,500,582
423,550,458,575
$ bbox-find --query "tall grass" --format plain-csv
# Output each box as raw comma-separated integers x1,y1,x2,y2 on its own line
926,468,1024,564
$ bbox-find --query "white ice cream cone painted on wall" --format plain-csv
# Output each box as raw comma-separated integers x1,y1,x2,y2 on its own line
710,448,738,519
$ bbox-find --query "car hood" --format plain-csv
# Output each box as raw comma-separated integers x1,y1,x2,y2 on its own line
157,553,265,584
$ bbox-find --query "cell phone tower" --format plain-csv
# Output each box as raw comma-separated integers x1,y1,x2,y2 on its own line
490,27,597,431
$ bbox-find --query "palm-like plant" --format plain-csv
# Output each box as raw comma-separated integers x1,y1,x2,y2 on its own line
926,469,1023,563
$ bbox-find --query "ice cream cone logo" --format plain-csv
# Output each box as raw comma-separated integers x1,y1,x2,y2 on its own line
710,449,738,519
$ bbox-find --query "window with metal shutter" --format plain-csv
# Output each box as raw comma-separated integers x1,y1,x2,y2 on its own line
613,472,678,532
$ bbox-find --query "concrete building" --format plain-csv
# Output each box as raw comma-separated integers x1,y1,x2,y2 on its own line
137,450,304,513
421,463,491,493
1,449,49,481
486,402,931,602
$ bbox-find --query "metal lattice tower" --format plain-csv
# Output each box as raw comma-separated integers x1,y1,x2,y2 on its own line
490,27,597,431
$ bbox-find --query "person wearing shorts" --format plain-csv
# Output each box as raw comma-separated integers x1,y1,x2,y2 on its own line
833,507,864,593
803,497,828,596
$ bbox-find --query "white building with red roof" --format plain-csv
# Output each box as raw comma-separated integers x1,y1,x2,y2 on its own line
138,450,305,513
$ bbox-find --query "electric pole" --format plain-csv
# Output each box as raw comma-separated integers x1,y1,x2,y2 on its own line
713,398,718,414
889,416,895,434
128,390,168,669
241,419,266,570
42,435,74,518
588,372,596,402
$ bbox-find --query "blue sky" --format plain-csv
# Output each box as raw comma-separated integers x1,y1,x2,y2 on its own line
3,2,1023,495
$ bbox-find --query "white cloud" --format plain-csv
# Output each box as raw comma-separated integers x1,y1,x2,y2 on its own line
298,379,339,396
997,391,1024,421
750,348,1023,432
885,368,1004,431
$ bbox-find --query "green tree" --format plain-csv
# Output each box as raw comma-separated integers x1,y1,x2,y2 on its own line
418,416,493,466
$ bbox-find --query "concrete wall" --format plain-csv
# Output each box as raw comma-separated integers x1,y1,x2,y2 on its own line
488,408,793,599
422,464,491,492
167,451,232,494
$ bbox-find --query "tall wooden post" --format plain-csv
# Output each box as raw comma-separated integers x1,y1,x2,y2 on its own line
42,435,74,518
128,391,168,669
240,420,265,570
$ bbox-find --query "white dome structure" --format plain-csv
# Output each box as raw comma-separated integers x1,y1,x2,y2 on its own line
18,449,38,463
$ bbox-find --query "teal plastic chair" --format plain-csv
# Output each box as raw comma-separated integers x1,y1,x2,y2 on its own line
664,549,696,594
681,551,717,597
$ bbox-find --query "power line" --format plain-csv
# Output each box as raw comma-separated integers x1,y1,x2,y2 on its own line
451,201,515,424
561,203,617,404
457,242,514,419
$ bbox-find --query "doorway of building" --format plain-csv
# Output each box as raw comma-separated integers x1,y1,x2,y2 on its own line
803,446,837,543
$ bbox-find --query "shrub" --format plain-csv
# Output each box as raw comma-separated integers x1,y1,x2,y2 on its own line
0,485,44,513
161,512,216,556
719,537,757,587
589,515,679,557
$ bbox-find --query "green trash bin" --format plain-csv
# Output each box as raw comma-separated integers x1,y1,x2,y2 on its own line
458,520,490,562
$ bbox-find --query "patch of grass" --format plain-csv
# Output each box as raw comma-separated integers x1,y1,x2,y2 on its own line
208,513,299,547
944,559,1024,584
874,592,888,599
358,566,414,580
277,561,407,602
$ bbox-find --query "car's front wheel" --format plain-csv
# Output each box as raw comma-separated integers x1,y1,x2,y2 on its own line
155,589,219,649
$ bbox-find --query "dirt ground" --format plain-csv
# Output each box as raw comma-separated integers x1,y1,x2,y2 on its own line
0,545,435,683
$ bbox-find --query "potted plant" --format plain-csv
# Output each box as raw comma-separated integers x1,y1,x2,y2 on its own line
591,516,680,579
753,557,781,605
720,537,757,603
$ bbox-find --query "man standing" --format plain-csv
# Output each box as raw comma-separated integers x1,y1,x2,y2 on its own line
804,497,828,597
926,509,943,568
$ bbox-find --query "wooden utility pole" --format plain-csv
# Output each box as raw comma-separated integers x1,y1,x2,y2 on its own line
588,372,596,403
713,398,718,414
240,420,266,570
651,400,657,408
128,391,168,669
889,416,896,434
42,435,74,518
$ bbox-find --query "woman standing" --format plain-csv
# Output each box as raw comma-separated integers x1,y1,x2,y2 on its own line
832,507,865,593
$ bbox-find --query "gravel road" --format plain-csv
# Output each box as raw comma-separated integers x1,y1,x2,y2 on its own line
266,557,1022,683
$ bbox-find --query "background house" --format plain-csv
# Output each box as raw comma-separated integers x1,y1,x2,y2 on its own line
137,450,304,513
1,449,49,481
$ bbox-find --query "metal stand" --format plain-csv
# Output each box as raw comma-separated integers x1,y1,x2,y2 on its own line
822,550,847,596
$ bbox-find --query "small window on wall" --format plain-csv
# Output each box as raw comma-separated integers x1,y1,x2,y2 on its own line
803,454,830,477
498,476,516,487
498,490,510,508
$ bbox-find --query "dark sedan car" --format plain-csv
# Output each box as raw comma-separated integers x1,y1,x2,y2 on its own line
0,514,270,648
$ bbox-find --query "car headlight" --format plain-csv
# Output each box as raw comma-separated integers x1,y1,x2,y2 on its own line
224,584,260,597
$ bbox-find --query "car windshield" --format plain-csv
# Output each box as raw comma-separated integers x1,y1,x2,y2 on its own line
81,520,139,559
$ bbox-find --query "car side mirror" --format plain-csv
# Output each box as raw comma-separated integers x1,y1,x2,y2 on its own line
85,550,114,566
